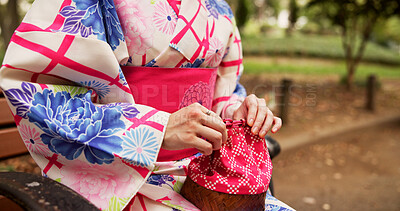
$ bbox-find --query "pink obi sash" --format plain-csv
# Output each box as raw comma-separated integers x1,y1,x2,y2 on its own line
121,66,218,161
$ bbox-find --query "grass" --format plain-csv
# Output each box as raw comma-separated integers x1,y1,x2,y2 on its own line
242,34,400,65
0,165,15,172
243,56,400,80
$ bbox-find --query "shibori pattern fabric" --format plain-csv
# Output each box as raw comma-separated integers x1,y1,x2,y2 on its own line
188,120,272,195
0,0,295,210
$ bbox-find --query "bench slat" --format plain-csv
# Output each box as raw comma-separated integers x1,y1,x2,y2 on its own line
0,98,14,126
0,196,24,211
0,128,27,158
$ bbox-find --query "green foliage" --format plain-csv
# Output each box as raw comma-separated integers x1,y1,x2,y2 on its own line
0,49,4,64
301,3,340,35
372,17,400,47
243,57,400,79
307,0,400,24
306,0,400,88
305,0,400,40
267,0,281,18
242,34,400,65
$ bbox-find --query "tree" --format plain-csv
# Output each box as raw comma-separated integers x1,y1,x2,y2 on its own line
286,0,299,36
0,0,20,52
254,0,266,21
266,0,281,18
236,0,252,31
372,17,400,49
307,0,400,90
225,0,238,13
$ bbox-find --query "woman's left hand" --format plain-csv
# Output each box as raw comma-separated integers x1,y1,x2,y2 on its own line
233,94,282,138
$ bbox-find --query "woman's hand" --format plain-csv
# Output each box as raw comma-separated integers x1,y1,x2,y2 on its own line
162,103,227,155
233,94,282,138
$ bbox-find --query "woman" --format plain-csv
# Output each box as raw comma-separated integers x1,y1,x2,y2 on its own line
0,0,293,210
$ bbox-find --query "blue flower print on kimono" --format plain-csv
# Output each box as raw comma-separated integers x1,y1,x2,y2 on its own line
118,68,128,86
58,0,125,50
58,6,92,37
120,127,159,167
102,103,140,119
27,89,125,164
181,58,205,68
265,194,294,211
145,59,159,67
79,80,111,100
4,82,37,119
205,0,234,19
147,175,175,190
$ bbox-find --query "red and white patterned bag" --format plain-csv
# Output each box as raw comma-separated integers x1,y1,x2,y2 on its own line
187,119,273,195
181,119,273,210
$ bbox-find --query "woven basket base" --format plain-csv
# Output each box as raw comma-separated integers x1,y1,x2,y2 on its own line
181,177,266,211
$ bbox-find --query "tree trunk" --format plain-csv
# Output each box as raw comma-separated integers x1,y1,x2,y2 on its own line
286,0,298,37
236,0,250,31
8,0,20,32
345,17,376,91
256,0,265,22
341,22,355,91
346,61,356,90
0,0,19,51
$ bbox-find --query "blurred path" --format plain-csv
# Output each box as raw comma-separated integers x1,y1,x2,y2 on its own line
277,112,400,151
272,119,400,210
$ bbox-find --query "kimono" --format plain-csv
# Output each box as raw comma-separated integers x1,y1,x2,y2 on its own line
0,0,294,210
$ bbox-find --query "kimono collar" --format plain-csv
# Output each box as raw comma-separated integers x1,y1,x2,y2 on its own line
167,0,181,15
169,0,208,63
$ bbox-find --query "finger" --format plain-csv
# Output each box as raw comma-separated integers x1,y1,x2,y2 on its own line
191,103,223,122
271,117,282,133
233,104,247,120
251,99,268,135
201,113,227,144
188,103,227,143
245,95,258,126
259,109,274,137
191,103,226,143
190,136,214,155
196,125,223,150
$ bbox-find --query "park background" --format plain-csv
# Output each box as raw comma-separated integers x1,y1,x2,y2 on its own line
1,0,400,210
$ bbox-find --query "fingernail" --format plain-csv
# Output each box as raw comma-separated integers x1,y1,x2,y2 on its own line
260,131,266,137
249,118,254,125
252,126,258,134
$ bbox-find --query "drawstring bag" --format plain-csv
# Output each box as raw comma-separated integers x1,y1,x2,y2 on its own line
181,119,273,210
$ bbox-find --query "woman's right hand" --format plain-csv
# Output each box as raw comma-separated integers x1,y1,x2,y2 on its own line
162,103,227,155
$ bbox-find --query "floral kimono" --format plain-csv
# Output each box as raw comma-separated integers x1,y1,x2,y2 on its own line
0,0,294,210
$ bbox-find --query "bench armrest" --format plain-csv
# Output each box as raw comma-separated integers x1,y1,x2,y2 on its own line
0,172,99,211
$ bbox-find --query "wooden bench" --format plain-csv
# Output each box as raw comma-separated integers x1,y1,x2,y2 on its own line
0,94,27,211
0,95,28,159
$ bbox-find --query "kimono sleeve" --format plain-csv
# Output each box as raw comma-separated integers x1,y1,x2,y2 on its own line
0,0,169,210
213,25,246,119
